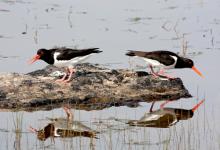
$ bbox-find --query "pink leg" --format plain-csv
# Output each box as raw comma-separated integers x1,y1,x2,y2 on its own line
158,69,165,75
149,65,174,79
28,126,38,134
56,68,69,82
63,68,75,83
160,100,171,109
149,101,155,112
56,73,68,82
149,65,159,78
157,69,174,79
63,106,73,121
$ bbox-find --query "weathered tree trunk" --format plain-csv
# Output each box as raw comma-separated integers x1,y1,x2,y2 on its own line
0,63,191,111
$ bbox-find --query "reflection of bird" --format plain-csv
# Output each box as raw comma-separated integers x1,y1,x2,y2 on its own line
128,99,205,128
126,50,203,79
29,47,102,82
29,107,97,141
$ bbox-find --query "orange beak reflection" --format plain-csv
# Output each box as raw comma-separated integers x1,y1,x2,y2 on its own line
28,54,40,64
192,66,204,78
192,99,205,112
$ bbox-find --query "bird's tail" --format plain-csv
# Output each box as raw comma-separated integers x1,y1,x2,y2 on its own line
125,50,136,56
88,48,102,53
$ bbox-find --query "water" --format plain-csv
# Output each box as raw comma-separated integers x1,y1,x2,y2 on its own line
0,0,219,149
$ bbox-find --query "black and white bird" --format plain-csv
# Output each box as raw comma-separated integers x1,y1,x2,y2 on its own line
126,50,203,78
29,47,102,82
127,99,204,128
29,106,97,141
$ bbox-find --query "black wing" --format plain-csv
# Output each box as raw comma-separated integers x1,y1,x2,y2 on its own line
126,50,178,66
55,48,102,60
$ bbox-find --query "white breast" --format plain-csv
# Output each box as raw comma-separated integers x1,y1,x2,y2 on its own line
143,58,163,67
143,114,161,121
141,55,177,69
53,52,92,68
54,127,61,137
166,55,177,69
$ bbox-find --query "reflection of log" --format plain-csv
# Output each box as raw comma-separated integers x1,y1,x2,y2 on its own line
0,63,191,111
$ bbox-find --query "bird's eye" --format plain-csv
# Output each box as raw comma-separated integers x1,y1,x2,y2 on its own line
38,51,44,56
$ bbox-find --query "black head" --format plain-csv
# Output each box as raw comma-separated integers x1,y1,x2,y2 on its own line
178,57,203,77
37,48,47,57
36,49,54,64
174,109,194,120
37,124,55,141
181,57,194,68
29,48,54,65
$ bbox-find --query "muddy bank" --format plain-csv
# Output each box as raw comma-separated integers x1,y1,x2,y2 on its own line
0,63,191,111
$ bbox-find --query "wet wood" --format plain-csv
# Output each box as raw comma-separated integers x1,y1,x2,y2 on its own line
0,63,191,111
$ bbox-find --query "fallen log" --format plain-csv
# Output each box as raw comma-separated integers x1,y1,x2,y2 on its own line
0,63,191,111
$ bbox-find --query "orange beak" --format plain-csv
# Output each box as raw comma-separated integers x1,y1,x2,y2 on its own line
192,99,205,112
28,54,40,64
192,66,204,78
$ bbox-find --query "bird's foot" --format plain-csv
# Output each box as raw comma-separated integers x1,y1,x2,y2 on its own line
28,126,38,134
160,100,171,109
62,68,75,83
55,80,71,84
55,78,72,84
150,73,175,80
158,74,175,80
149,65,167,79
151,72,159,79
62,78,72,83
151,72,175,80
156,69,175,79
55,68,75,83
63,106,73,121
55,73,68,82
56,78,66,82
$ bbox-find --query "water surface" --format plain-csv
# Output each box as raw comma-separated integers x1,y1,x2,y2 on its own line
0,0,219,149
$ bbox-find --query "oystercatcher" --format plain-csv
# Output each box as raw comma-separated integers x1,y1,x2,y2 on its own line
127,99,204,128
29,47,102,82
29,106,97,141
126,50,203,78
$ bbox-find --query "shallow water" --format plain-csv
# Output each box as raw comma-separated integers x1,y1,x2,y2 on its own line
0,0,219,149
